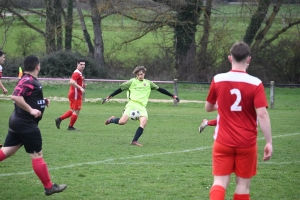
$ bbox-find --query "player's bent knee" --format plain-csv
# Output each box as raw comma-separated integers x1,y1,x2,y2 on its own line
118,120,127,125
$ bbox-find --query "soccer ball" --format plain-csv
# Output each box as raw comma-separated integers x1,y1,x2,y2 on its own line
130,110,140,120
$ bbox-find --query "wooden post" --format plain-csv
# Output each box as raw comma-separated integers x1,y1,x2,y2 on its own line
270,81,274,109
173,79,178,106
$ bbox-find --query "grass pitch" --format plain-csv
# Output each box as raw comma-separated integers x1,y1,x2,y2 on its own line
0,83,299,200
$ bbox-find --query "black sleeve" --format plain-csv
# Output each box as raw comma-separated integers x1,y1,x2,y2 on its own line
109,88,123,97
157,87,174,97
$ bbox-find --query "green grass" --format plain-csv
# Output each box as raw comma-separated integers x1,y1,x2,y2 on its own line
0,84,299,199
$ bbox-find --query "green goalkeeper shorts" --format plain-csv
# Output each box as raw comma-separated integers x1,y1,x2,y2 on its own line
124,100,148,119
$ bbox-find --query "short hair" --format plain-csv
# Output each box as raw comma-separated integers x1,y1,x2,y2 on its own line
23,55,39,72
230,42,251,62
77,58,85,64
132,66,147,75
0,50,4,57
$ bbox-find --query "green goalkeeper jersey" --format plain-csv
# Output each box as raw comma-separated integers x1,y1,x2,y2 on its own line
120,78,159,107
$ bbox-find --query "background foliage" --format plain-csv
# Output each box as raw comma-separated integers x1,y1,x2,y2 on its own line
0,1,300,83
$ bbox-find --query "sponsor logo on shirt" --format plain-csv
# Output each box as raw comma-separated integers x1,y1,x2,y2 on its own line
37,99,46,108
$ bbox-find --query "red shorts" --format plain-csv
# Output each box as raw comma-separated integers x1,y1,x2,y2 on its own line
212,140,257,178
69,98,82,110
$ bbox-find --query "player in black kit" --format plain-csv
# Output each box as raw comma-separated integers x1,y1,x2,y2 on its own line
0,55,67,196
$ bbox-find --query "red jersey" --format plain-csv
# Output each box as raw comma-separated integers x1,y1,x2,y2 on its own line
206,70,268,148
68,69,83,100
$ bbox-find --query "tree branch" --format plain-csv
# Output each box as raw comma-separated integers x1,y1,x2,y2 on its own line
7,3,46,18
256,20,300,52
251,0,284,51
4,6,45,36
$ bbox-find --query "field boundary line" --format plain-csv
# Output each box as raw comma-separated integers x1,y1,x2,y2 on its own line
0,94,204,103
0,133,299,178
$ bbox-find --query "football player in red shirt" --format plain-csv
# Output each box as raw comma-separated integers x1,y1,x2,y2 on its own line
204,42,273,200
55,59,86,131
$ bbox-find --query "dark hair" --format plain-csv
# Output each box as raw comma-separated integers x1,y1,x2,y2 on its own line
24,55,39,72
230,42,251,62
77,58,85,64
0,50,4,57
132,66,147,75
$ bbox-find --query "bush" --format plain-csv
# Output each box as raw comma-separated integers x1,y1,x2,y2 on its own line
104,47,175,81
40,51,106,78
2,57,24,77
251,39,300,84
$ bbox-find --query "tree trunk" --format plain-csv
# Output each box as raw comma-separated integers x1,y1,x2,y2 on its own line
251,0,284,53
174,0,202,81
76,0,94,55
243,0,271,46
65,0,73,51
198,0,212,81
45,0,56,53
89,0,105,70
54,0,62,51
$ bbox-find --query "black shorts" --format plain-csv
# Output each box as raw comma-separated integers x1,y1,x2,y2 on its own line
4,130,42,154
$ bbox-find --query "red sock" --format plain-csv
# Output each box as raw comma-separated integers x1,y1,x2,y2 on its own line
32,158,53,189
60,110,73,120
233,194,250,200
208,119,217,126
69,114,78,127
210,185,225,200
0,150,6,161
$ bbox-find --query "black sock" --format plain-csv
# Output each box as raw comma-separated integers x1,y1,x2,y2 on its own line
111,118,120,124
132,127,144,142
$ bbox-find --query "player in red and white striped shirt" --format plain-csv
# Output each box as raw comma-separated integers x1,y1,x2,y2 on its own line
204,42,273,200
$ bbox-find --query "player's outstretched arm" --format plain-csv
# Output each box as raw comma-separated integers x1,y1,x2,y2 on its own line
102,88,123,104
157,87,180,102
0,81,7,94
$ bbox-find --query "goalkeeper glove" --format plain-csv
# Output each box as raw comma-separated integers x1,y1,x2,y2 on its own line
102,96,111,104
173,95,180,102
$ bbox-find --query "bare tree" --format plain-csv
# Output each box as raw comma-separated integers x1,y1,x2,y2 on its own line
54,0,63,51
0,10,15,49
45,0,56,53
65,0,73,51
243,0,272,45
251,0,300,53
197,0,213,80
76,0,94,55
89,0,106,69
109,0,203,80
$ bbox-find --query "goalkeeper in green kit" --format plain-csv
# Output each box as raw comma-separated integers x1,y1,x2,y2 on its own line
102,66,180,146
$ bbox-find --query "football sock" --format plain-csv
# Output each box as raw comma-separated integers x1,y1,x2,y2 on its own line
208,119,217,126
69,113,78,127
132,127,144,142
111,118,120,124
0,150,6,161
32,158,53,189
233,193,250,200
60,110,73,120
210,185,225,200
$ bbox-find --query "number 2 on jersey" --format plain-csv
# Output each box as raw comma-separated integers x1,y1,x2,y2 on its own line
230,88,242,111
